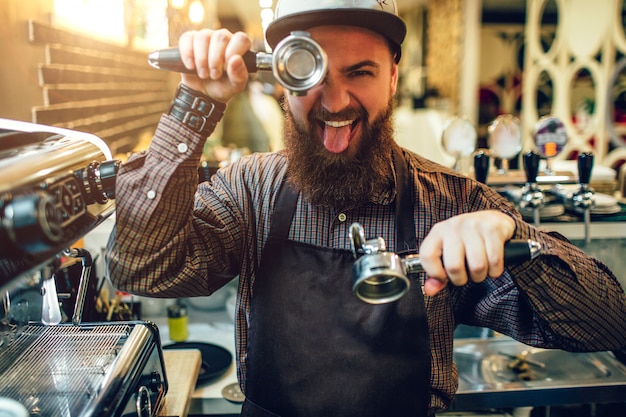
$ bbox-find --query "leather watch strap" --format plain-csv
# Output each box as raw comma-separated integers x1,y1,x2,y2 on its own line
168,83,226,136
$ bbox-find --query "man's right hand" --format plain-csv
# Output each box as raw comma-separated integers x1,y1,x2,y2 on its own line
178,28,252,103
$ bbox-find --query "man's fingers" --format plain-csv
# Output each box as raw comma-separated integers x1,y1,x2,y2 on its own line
423,277,447,297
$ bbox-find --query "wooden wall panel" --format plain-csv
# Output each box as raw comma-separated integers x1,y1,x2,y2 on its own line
28,20,172,155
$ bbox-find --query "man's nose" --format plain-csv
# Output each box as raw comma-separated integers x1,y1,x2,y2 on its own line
319,77,351,113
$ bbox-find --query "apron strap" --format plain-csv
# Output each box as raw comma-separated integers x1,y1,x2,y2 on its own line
268,178,299,240
392,147,417,254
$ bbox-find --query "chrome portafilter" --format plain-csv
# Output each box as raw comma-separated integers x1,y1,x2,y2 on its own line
351,222,410,304
350,223,542,304
270,31,328,95
148,31,328,96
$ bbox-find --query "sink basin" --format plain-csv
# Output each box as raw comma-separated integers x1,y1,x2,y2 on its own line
481,348,611,384
451,337,626,410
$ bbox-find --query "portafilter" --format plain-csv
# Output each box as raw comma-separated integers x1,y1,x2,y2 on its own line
350,223,542,304
148,31,328,96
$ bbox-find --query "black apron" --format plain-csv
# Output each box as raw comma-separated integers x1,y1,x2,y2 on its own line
243,150,431,417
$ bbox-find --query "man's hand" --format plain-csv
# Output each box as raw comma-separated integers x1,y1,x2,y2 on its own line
177,28,252,103
419,210,516,296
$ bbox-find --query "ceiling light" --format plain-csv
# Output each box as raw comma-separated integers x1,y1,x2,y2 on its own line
189,0,205,24
170,0,186,9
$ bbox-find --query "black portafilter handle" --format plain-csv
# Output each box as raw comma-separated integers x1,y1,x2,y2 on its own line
148,47,259,74
577,152,594,185
473,150,490,184
403,239,540,274
523,150,541,183
503,239,541,265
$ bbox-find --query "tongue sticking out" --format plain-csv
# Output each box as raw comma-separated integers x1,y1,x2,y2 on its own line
323,124,352,154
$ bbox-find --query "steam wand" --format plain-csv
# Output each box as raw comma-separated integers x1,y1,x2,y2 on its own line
63,248,93,325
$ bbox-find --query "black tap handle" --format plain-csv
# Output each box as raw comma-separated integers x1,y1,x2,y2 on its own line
523,150,541,183
577,152,594,185
473,150,490,184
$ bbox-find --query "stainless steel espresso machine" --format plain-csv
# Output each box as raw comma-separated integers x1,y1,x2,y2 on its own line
0,119,168,417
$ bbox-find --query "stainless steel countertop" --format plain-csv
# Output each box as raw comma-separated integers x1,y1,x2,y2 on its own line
450,337,626,411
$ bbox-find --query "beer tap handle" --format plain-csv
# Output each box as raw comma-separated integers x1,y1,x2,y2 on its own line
574,152,595,243
577,152,594,185
473,150,490,184
523,150,541,184
521,150,544,227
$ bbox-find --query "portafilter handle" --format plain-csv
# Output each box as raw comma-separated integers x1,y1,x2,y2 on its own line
350,222,542,304
402,239,542,274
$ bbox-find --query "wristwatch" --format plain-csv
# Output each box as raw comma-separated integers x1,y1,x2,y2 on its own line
168,83,226,137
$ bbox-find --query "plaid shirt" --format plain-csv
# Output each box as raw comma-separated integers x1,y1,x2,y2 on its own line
107,115,626,411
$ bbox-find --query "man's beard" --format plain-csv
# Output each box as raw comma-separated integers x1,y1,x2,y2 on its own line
283,100,396,209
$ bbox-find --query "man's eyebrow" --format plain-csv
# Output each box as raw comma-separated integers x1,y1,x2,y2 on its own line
343,60,381,72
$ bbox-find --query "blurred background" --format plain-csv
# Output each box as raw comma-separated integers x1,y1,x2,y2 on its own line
1,0,625,177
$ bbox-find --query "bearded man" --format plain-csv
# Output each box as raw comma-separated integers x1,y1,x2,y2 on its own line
106,1,626,416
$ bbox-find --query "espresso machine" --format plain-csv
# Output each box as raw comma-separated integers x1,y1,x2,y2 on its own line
0,119,168,416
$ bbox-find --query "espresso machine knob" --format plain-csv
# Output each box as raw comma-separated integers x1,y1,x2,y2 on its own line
3,192,63,253
99,159,120,199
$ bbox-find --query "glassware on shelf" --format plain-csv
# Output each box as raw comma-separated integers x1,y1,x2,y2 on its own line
487,114,523,175
441,115,477,173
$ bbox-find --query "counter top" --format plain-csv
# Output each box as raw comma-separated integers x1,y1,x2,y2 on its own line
148,314,243,416
160,349,202,417
451,337,626,411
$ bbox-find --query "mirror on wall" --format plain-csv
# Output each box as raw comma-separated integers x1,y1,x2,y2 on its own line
536,69,554,119
478,1,557,150
539,0,558,54
608,58,626,148
570,67,596,134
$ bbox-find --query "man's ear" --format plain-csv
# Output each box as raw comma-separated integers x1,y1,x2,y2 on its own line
390,62,399,96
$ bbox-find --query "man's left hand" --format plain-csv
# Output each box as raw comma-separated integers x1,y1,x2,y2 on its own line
419,210,516,296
